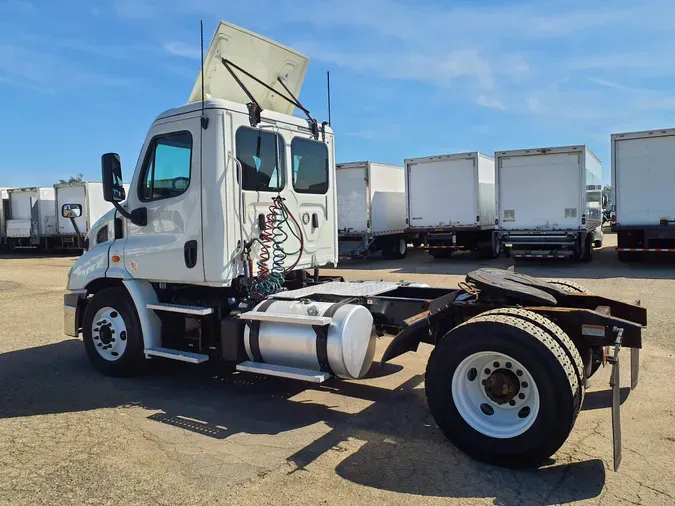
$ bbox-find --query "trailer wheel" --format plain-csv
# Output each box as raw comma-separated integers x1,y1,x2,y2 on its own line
546,279,593,294
429,249,453,259
479,234,500,259
425,313,582,468
578,234,593,262
82,287,147,377
382,238,407,260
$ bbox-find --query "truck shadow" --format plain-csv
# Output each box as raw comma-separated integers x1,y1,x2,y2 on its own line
330,246,675,281
0,339,605,504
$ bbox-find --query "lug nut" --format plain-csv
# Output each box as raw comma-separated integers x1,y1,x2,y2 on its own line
493,362,500,368
506,362,512,368
516,370,523,376
518,393,525,399
521,382,528,388
509,400,516,406
484,368,491,375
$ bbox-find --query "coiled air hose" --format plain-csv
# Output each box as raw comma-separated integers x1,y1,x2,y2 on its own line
249,196,304,298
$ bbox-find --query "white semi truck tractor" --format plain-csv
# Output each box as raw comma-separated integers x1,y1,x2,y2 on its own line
63,20,645,470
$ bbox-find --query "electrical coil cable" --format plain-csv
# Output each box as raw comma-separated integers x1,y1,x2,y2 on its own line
249,196,304,298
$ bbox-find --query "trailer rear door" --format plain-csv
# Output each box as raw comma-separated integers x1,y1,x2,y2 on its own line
337,164,368,232
499,152,581,230
615,134,675,226
407,157,476,228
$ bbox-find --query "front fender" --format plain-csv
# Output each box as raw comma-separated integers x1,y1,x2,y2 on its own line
68,243,112,290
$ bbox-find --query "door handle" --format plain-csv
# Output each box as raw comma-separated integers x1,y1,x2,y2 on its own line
184,240,198,268
312,213,319,230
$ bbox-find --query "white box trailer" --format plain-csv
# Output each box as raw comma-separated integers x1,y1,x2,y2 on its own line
0,188,10,248
495,145,603,261
337,161,415,259
6,187,56,249
611,128,675,260
405,152,498,259
54,182,130,249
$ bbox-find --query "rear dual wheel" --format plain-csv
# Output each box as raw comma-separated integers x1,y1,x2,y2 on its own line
425,309,584,468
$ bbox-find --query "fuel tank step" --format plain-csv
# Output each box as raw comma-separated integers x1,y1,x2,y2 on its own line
236,361,331,383
144,347,209,364
147,303,213,315
238,311,332,326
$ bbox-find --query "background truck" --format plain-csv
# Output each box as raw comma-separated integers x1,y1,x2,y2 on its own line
55,182,130,250
337,161,416,260
63,19,644,472
611,128,675,261
495,145,603,261
405,152,498,259
6,187,56,250
0,188,10,249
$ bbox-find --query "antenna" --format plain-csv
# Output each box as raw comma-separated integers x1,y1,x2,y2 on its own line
200,20,209,130
326,70,332,126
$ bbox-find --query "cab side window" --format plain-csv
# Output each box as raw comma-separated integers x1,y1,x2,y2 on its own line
140,131,192,201
235,127,285,192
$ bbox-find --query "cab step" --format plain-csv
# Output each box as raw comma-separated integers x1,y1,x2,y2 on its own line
144,347,209,364
236,361,331,383
147,303,213,315
238,311,332,326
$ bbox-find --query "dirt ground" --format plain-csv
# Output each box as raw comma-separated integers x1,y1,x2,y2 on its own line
1,231,675,506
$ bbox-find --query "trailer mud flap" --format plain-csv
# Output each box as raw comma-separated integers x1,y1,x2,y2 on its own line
631,347,639,390
608,327,624,472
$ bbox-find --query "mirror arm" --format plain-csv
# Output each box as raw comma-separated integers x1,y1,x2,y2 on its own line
68,217,83,249
112,202,147,227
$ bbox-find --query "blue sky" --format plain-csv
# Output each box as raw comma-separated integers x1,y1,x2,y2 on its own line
2,0,675,187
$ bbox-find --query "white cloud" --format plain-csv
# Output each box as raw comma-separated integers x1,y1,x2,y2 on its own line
476,95,506,110
164,41,200,60
587,78,633,92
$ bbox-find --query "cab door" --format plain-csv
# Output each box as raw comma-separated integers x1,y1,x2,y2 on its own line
286,133,336,267
122,114,204,282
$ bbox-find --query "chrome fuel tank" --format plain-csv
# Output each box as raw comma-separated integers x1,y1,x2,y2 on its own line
243,300,375,379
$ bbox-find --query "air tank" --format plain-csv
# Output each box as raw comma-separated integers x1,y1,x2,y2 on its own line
243,299,376,379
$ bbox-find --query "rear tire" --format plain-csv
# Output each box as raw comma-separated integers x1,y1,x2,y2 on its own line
479,234,500,259
546,279,593,294
425,313,583,468
82,287,148,377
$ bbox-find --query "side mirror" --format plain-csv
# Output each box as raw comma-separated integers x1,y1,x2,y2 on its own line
102,153,126,202
62,203,82,218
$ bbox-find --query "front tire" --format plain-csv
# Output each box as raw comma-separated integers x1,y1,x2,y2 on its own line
82,287,147,377
425,313,583,468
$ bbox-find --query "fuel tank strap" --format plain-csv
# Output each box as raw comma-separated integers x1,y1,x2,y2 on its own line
248,299,276,363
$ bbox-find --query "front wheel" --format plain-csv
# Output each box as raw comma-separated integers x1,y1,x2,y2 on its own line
425,312,583,468
82,287,147,377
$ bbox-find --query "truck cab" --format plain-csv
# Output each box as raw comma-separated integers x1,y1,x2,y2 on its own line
65,22,337,298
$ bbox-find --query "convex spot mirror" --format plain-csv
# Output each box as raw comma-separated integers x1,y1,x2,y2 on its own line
62,203,82,218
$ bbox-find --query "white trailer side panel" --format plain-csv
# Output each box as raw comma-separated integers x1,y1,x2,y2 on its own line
407,156,477,228
584,148,603,226
368,162,406,233
498,151,582,230
85,182,114,230
613,132,675,226
477,154,496,228
337,164,368,232
38,187,56,236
